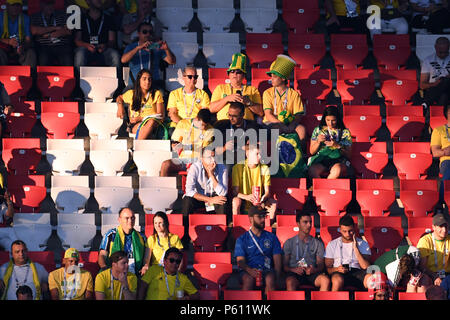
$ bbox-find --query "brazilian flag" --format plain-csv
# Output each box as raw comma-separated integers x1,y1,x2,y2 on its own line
273,133,307,178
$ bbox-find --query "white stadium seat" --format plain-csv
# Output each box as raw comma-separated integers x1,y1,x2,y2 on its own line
94,176,134,213
80,67,118,102
197,0,235,32
101,213,142,236
6,214,52,251
46,139,85,175
139,187,178,214
139,176,177,189
51,176,90,213
203,33,241,68
57,214,96,251
84,102,123,140
89,139,129,176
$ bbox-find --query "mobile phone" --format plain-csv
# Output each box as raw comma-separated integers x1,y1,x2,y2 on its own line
148,42,160,50
342,264,349,269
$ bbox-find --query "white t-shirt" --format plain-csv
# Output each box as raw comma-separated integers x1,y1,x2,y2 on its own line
421,53,450,83
0,262,48,300
324,237,371,269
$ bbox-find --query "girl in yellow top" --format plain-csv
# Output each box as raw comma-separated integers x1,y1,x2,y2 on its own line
141,211,184,276
116,68,164,140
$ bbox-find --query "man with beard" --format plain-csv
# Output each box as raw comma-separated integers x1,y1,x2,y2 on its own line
324,215,372,291
234,206,282,296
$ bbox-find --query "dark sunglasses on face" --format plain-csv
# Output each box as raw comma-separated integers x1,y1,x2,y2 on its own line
141,29,153,35
229,70,244,75
168,258,182,264
185,75,199,80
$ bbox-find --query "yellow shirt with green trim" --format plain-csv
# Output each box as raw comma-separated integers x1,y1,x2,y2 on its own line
167,87,210,127
122,89,164,119
94,269,137,300
48,267,94,300
171,119,214,160
417,233,450,273
141,265,198,300
430,125,450,165
328,0,361,17
147,233,184,266
232,162,271,195
262,87,304,124
211,84,262,121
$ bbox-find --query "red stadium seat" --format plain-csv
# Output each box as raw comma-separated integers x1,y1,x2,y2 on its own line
430,105,446,130
2,138,42,175
231,214,271,240
287,33,325,69
282,0,320,33
199,290,219,300
373,34,411,70
312,179,352,216
276,215,297,227
40,101,79,113
330,34,368,69
407,216,433,246
27,0,64,15
276,215,316,246
299,102,326,137
5,112,36,138
363,217,404,262
193,263,233,290
393,142,432,179
379,69,417,81
351,142,388,178
336,69,375,104
381,79,418,105
311,291,349,300
144,214,184,239
0,251,9,264
267,290,306,300
271,178,309,214
294,68,332,103
8,175,46,213
37,66,76,101
78,251,100,279
13,101,36,115
398,292,426,300
401,179,438,217
40,112,80,139
319,215,359,246
189,214,228,251
0,66,32,102
354,291,372,300
223,290,262,300
385,105,425,141
343,105,381,142
356,179,395,217
246,33,284,68
28,251,56,273
207,68,247,94
251,68,272,97
193,252,231,264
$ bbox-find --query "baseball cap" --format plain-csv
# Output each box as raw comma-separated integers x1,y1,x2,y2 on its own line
6,0,23,5
64,248,80,260
248,205,267,217
432,213,448,227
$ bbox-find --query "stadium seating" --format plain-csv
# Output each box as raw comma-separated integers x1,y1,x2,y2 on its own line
343,105,381,142
40,111,80,139
203,33,241,68
398,292,426,300
223,290,262,300
94,176,134,214
415,34,450,64
356,179,395,217
311,291,349,300
8,175,46,213
144,213,184,239
165,67,204,91
267,290,306,300
373,34,411,70
241,0,278,33
312,179,352,216
299,102,326,137
271,178,309,214
231,214,271,240
36,66,76,101
12,100,36,115
51,176,90,213
194,252,232,264
336,69,375,104
84,102,123,140
379,69,417,81
351,142,388,178
407,216,433,246
133,139,173,176
282,0,320,34
57,214,96,251
199,290,219,300
78,251,100,278
245,33,284,67
11,214,52,251
330,34,368,69
0,66,32,102
101,214,142,236
294,68,332,103
189,214,227,252
46,139,85,175
89,139,129,176
353,291,372,300
385,105,425,141
156,0,194,32
0,250,56,273
251,68,272,97
162,32,198,67
287,33,326,69
197,0,235,32
400,179,438,217
139,187,178,214
5,112,36,138
27,0,64,15
380,78,418,105
429,105,446,130
2,138,42,175
319,215,359,247
393,142,432,179
80,66,118,102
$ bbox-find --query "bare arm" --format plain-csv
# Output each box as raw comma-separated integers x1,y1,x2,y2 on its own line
95,291,106,300
273,254,282,278
236,256,258,278
168,107,182,123
420,72,442,90
50,288,60,300
156,102,165,120
30,24,58,36
431,145,450,158
137,279,148,300
247,102,264,117
264,109,282,124
98,250,109,269
160,41,176,65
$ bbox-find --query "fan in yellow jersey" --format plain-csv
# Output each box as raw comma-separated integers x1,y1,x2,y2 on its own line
263,54,306,150
160,109,214,176
167,66,210,129
137,248,199,300
95,251,137,300
210,53,263,121
116,68,165,140
48,248,94,300
324,0,366,34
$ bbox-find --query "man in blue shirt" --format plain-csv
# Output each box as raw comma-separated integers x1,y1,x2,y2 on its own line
121,22,176,90
234,206,282,296
0,0,36,67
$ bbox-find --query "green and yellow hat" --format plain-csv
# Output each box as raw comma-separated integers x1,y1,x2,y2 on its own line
266,54,297,80
227,53,248,74
64,248,80,260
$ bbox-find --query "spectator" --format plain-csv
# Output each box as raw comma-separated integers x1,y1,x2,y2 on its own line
121,0,163,48
167,66,210,129
48,248,94,300
368,0,409,38
439,274,450,298
95,250,137,300
15,285,32,300
214,101,261,169
0,184,14,228
181,148,228,216
98,207,147,277
263,54,306,151
283,211,330,291
308,105,352,179
417,213,450,286
210,53,263,122
426,284,447,300
30,0,73,66
367,271,392,300
324,215,372,291
116,69,165,140
231,143,277,222
0,0,36,67
121,22,176,89
160,109,214,177
410,0,450,34
420,37,450,109
430,104,450,203
324,0,367,33
74,0,121,74
0,240,49,300
234,206,282,296
141,211,184,276
0,81,13,138
138,248,199,300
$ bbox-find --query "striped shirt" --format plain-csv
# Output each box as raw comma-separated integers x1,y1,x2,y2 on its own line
31,11,70,46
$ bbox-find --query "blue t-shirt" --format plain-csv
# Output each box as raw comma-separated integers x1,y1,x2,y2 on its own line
0,12,31,40
123,42,167,81
234,229,282,271
440,275,450,299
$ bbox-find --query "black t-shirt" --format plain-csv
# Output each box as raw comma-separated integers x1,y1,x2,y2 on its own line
79,12,116,45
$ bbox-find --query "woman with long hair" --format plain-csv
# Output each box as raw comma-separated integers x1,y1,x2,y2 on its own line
308,105,352,179
116,68,164,139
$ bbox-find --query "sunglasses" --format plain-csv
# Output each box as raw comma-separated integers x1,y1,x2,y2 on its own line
229,70,244,75
185,75,199,80
168,258,182,265
141,29,153,34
